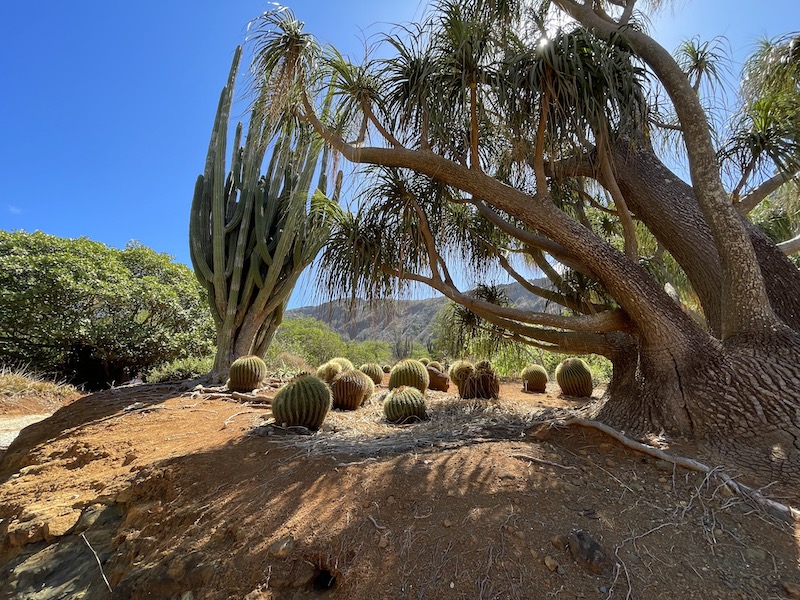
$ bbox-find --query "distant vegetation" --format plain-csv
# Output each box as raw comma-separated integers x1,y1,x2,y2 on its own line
0,231,215,388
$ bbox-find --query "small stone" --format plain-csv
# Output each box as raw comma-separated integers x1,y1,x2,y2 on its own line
544,556,559,572
599,586,608,594
657,476,668,483
567,530,614,578
515,530,525,540
599,443,613,451
556,565,565,575
550,534,569,551
267,535,294,559
443,519,452,528
578,449,589,456
530,548,541,560
387,495,396,505
378,534,389,549
605,458,617,468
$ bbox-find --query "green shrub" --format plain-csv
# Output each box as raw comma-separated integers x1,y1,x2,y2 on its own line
147,356,213,383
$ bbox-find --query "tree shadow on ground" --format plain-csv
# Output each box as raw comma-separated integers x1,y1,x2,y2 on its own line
100,408,800,600
0,381,197,482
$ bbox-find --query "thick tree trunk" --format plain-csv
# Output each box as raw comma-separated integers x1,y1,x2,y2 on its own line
210,308,282,382
606,144,800,334
597,332,800,486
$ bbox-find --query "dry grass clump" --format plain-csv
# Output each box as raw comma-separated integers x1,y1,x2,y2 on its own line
264,391,572,458
0,367,77,398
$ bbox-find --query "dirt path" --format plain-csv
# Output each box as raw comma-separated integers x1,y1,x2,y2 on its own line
0,414,54,450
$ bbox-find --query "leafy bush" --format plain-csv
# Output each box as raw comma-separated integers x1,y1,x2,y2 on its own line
147,356,214,383
0,231,215,388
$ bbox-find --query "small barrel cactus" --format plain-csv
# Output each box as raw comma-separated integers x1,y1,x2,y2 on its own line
359,363,384,385
316,361,342,384
388,359,430,393
555,358,593,397
331,369,375,410
384,386,428,424
448,360,474,389
428,360,443,372
427,365,450,392
272,373,332,430
227,355,267,392
382,364,392,373
419,358,430,366
329,357,354,371
521,365,549,393
460,361,500,400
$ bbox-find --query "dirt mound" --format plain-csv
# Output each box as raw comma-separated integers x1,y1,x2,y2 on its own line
0,382,798,599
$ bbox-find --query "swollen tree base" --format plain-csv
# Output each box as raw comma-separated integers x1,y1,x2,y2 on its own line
594,332,800,487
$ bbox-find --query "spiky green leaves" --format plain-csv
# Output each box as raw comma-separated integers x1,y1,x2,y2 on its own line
384,386,428,424
388,359,430,393
227,355,267,391
521,364,548,393
555,358,593,398
272,373,332,430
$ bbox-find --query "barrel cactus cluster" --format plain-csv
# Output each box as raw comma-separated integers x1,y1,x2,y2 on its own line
227,355,267,392
388,359,430,393
460,360,500,400
316,361,343,384
448,360,474,393
521,364,549,393
384,386,428,424
272,373,332,431
555,358,593,397
359,363,384,385
428,361,444,372
330,357,354,371
331,369,375,410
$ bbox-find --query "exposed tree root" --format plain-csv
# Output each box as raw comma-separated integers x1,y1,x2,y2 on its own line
552,417,799,523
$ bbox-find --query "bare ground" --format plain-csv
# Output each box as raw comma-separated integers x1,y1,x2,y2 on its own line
0,381,798,600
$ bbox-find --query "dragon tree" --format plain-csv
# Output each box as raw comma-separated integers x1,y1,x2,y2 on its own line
191,45,341,380
245,3,800,486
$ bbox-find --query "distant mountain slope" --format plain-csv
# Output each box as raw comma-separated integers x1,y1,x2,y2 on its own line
286,280,553,346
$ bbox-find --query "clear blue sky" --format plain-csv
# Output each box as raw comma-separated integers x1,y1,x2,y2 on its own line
1,1,797,309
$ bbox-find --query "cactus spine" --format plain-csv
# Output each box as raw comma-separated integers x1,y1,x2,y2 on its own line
448,360,474,394
555,358,593,397
521,365,548,393
316,361,342,384
190,45,341,382
388,359,430,393
329,357,354,371
272,374,332,431
359,363,384,385
227,355,268,391
384,386,428,423
331,369,374,410
428,361,443,372
460,360,500,400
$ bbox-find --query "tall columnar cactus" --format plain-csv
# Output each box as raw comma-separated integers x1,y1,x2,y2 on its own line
555,358,593,397
359,363,384,385
190,46,342,381
460,360,500,400
384,386,428,424
388,359,430,393
521,365,549,393
272,373,332,431
227,355,268,391
331,369,374,410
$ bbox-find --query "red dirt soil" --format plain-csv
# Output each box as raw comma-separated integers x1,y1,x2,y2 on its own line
1,381,798,599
